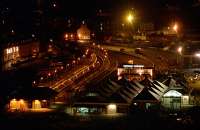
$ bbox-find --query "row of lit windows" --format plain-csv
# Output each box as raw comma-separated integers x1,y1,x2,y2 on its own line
65,34,74,39
9,99,47,111
118,68,153,76
6,46,19,54
65,33,91,40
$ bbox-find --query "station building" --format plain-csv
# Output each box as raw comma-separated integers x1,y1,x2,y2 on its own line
117,64,154,81
7,87,57,112
67,74,191,115
67,77,171,115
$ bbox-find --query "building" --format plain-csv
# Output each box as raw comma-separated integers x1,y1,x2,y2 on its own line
7,87,57,112
69,95,128,115
64,25,78,42
138,22,155,32
67,76,171,115
133,33,147,41
77,23,91,41
117,64,153,81
161,76,190,110
1,40,40,71
162,89,189,110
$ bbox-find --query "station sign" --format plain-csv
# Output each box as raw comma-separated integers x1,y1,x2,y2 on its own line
123,64,144,68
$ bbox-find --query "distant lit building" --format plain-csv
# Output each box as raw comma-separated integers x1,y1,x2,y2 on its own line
138,22,154,33
133,33,147,41
1,40,39,70
64,33,77,41
64,24,78,41
117,64,154,81
162,26,177,36
77,23,91,41
3,46,20,69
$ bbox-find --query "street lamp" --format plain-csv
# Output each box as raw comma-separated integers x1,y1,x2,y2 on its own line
195,53,200,57
194,53,200,68
127,13,134,24
173,23,178,33
177,46,183,66
125,11,135,41
177,46,182,55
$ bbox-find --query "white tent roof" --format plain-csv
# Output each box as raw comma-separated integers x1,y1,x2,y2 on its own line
163,90,182,97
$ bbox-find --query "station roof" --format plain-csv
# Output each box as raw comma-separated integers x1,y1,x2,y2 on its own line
75,76,169,105
9,87,57,100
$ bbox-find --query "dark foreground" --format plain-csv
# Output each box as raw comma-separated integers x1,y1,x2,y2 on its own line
0,108,200,130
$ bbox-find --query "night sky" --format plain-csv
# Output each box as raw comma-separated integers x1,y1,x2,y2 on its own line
1,0,199,15
1,0,200,29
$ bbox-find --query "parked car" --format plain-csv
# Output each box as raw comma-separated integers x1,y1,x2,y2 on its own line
135,48,144,55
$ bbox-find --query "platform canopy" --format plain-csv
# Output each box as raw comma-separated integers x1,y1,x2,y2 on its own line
163,90,182,97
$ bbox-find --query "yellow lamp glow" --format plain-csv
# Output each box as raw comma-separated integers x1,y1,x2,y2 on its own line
127,14,134,23
173,24,178,32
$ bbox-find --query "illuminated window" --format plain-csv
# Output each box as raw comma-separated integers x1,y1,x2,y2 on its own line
136,69,143,75
6,49,9,54
19,99,28,110
10,48,12,53
86,93,99,97
107,104,117,114
6,47,19,54
15,46,19,52
32,100,41,109
10,99,18,110
78,107,89,113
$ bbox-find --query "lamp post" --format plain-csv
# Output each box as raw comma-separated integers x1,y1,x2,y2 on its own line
172,22,181,38
125,11,135,41
195,53,200,57
127,14,134,24
177,46,183,66
195,53,200,68
173,23,178,33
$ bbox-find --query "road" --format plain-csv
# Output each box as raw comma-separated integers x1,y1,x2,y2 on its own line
101,44,177,72
47,46,117,102
184,70,200,92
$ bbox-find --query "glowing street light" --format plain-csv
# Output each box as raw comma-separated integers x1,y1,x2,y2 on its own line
48,72,51,77
53,3,56,7
65,34,68,38
177,46,182,54
173,23,178,32
195,53,200,57
125,10,135,39
127,14,134,23
177,46,183,65
33,81,36,84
